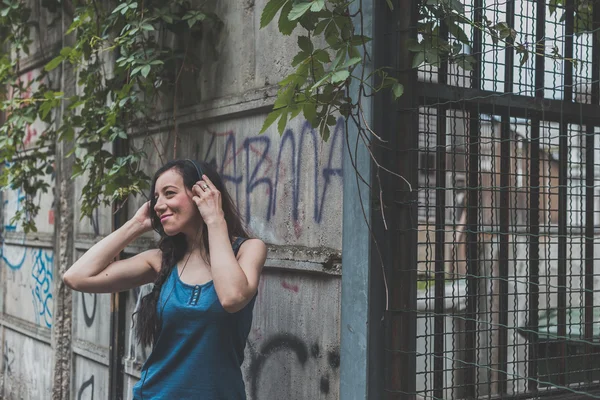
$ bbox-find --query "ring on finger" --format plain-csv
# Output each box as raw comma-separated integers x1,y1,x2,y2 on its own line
201,184,209,190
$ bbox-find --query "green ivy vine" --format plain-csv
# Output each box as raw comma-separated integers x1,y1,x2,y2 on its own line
0,0,218,232
259,0,594,141
0,0,595,233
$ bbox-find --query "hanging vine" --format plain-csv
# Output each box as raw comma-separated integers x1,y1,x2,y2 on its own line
0,0,594,232
0,0,218,232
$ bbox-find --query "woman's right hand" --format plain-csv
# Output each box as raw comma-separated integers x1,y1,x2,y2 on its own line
132,201,153,233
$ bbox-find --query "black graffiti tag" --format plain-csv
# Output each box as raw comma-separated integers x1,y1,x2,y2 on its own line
82,292,97,328
248,334,340,398
77,375,94,400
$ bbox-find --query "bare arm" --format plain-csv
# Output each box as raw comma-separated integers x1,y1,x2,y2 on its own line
207,219,267,312
63,202,160,293
193,175,267,313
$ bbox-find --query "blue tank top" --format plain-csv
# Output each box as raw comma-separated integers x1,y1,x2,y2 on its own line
133,238,255,400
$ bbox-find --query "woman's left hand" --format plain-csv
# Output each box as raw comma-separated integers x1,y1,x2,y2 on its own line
192,175,225,225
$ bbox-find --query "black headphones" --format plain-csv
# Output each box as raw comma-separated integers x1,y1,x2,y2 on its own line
185,159,204,181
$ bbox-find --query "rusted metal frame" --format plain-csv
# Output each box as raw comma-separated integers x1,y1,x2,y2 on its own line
417,83,599,123
464,0,483,396
386,0,419,397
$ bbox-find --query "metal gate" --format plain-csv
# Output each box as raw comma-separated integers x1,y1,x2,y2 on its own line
385,0,600,397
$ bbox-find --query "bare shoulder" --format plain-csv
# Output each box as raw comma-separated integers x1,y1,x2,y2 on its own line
138,248,163,273
237,238,267,258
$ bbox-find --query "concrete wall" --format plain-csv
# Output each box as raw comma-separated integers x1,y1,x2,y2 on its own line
0,1,345,399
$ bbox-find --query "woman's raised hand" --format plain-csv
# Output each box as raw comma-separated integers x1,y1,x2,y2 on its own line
132,200,154,233
192,175,224,226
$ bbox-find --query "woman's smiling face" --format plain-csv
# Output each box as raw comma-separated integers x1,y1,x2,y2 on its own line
153,168,200,236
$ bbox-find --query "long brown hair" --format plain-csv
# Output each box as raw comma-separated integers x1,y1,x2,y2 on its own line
134,159,249,347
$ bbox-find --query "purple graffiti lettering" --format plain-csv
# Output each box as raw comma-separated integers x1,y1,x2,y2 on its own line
203,118,344,228
245,136,273,223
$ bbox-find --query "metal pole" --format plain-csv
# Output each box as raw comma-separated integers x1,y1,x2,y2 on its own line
340,0,374,397
387,0,419,397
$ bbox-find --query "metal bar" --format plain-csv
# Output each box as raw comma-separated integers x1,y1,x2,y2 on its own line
555,0,575,387
387,0,419,397
498,116,510,395
465,111,480,400
496,0,515,393
528,119,541,393
584,126,595,383
433,15,449,400
527,0,546,390
484,383,600,400
417,83,600,123
584,0,600,384
464,0,483,396
339,0,375,397
557,128,568,387
434,110,447,400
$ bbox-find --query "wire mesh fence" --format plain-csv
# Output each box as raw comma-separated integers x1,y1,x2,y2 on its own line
405,0,600,398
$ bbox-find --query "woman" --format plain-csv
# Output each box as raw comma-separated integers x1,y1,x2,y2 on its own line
63,159,267,399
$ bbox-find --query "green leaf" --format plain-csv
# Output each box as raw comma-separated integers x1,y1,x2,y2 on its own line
406,39,423,52
549,0,561,15
274,85,295,108
277,109,288,134
312,49,330,63
319,124,331,142
278,1,297,35
412,51,425,68
60,126,74,142
324,21,339,46
425,49,440,65
448,0,465,14
331,70,350,83
519,51,529,66
456,54,474,70
385,0,394,10
289,2,312,21
447,22,469,44
44,55,64,71
298,36,313,53
350,35,372,46
59,46,73,57
331,48,346,69
292,51,309,67
141,65,151,78
392,82,404,99
112,2,128,14
261,0,288,28
311,72,332,89
314,19,329,35
289,104,303,120
260,109,282,134
310,0,325,12
340,56,361,69
303,102,317,126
